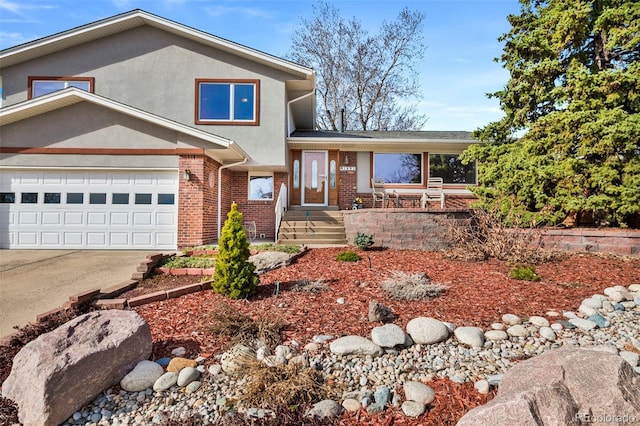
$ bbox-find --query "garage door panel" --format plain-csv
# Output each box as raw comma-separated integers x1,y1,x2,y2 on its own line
110,233,129,246
42,211,61,225
18,211,38,225
110,212,130,226
88,212,107,225
18,232,38,245
64,233,84,246
2,170,177,249
133,212,152,226
41,232,60,246
65,212,84,225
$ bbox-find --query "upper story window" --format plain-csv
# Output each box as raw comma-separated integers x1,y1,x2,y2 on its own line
429,154,477,184
195,79,259,125
28,76,94,99
372,153,423,186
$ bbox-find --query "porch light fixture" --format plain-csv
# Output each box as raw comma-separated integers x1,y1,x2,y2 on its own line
183,169,192,181
344,155,350,165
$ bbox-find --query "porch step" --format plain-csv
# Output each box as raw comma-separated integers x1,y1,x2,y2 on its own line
277,210,347,245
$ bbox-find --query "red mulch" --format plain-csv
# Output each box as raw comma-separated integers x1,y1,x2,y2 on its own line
128,248,639,426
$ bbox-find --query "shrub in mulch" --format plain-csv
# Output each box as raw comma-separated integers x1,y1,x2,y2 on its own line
381,271,448,301
509,264,542,281
205,303,287,350
236,359,333,410
291,278,329,294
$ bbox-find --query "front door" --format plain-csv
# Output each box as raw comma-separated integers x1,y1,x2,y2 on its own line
302,151,328,206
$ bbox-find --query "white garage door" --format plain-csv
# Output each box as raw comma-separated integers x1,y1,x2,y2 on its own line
0,170,178,249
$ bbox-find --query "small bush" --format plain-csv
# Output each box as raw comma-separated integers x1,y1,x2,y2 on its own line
236,359,330,410
509,265,541,281
353,232,374,250
381,271,448,301
207,303,286,349
213,202,259,299
443,205,560,264
336,251,361,262
291,278,328,294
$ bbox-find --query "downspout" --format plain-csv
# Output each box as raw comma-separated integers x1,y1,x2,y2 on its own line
217,142,249,240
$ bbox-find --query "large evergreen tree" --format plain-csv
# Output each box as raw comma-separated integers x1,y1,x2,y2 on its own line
462,0,640,226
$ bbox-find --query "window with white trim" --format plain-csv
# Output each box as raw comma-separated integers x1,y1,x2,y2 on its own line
372,153,423,185
28,76,94,99
196,79,259,125
248,173,274,200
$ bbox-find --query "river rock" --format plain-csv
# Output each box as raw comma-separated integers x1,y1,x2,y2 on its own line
153,372,178,392
484,330,508,341
329,336,383,357
406,317,449,344
528,316,550,327
506,324,528,337
539,326,557,341
501,314,521,325
167,357,197,373
568,318,597,331
1,310,151,426
371,324,406,348
120,360,164,392
177,367,200,387
403,381,435,406
306,399,342,418
454,327,485,348
402,401,426,417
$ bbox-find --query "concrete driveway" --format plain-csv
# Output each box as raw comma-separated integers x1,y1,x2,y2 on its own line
0,250,155,337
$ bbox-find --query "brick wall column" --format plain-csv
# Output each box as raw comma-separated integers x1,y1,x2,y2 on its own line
339,151,357,209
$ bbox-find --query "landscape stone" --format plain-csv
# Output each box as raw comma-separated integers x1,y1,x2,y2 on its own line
539,326,557,341
568,318,597,331
406,317,449,344
341,398,361,412
329,336,383,357
550,323,563,331
185,381,201,394
177,367,200,387
220,344,256,375
619,351,639,367
371,324,406,348
153,372,178,392
578,304,598,317
171,347,186,356
1,310,151,426
581,298,602,309
401,400,425,417
501,314,521,325
587,313,610,328
167,357,198,373
490,323,504,330
474,380,490,394
628,284,640,292
306,399,342,419
457,346,640,426
368,301,397,323
403,381,435,405
528,316,550,327
506,324,528,337
484,330,508,341
120,361,164,392
454,326,485,348
374,386,390,405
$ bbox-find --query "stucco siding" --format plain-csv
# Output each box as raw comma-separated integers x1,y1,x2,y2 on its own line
1,26,298,166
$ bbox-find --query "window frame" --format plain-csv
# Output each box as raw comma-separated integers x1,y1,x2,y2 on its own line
428,153,477,185
28,76,95,99
248,173,274,201
371,152,426,188
195,79,260,125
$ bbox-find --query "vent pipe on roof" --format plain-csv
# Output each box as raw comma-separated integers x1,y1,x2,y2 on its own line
340,108,345,133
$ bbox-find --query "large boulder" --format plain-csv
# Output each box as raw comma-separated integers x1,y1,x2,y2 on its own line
1,310,151,426
457,346,640,426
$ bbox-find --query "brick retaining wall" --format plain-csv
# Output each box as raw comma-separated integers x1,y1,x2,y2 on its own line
343,209,640,256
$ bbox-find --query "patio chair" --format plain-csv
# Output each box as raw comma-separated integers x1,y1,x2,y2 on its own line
371,177,388,208
421,177,445,208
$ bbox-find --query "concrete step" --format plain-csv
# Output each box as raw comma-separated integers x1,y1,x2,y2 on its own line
278,210,346,246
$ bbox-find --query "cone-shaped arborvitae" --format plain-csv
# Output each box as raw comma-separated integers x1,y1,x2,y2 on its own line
213,202,259,299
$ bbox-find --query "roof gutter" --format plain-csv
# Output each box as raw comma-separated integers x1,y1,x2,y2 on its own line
217,156,249,240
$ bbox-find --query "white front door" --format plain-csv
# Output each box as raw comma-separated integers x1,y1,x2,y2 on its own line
0,170,178,249
301,151,328,206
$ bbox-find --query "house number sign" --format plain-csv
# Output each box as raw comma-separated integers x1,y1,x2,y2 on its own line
339,166,356,171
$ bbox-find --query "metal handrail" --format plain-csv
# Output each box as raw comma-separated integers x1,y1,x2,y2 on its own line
274,183,287,241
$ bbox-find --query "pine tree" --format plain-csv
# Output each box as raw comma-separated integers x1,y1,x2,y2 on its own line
462,0,640,227
213,202,259,299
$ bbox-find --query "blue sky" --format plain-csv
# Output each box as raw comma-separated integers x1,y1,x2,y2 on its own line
0,0,520,131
